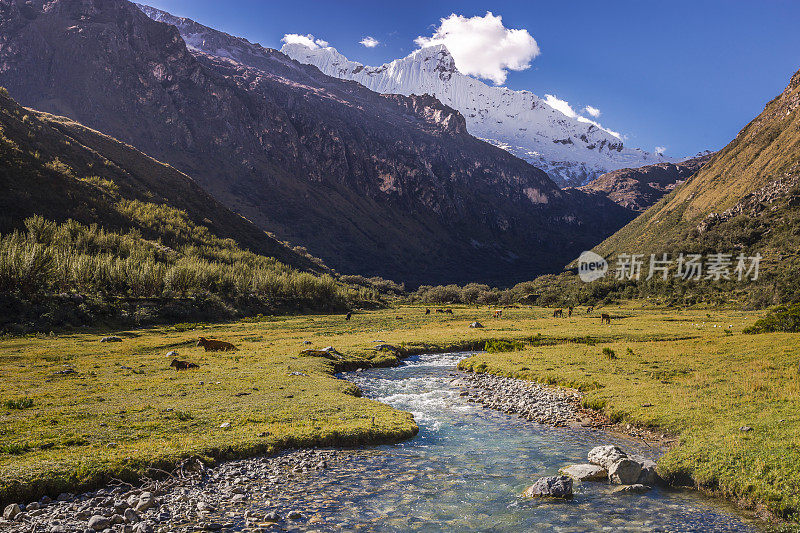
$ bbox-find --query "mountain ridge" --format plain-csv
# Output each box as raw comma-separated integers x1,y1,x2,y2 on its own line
0,0,634,287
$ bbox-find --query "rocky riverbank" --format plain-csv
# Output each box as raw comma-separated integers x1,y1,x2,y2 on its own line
1,449,340,532
454,371,673,447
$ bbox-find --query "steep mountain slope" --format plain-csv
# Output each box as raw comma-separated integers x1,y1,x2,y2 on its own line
0,0,632,287
578,152,713,212
593,67,800,300
272,36,668,187
0,87,320,272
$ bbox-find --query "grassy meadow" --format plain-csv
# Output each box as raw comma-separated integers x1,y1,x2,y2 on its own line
1,304,799,523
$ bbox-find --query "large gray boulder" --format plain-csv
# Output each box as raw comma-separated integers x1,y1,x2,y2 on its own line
88,515,111,531
588,445,627,470
522,475,573,499
631,455,661,485
559,463,608,481
3,503,21,520
608,458,642,485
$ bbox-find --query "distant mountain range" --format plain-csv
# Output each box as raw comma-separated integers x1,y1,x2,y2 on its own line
0,0,634,287
579,152,713,212
273,39,669,188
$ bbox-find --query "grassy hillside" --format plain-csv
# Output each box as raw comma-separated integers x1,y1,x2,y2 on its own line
0,88,388,332
596,68,800,256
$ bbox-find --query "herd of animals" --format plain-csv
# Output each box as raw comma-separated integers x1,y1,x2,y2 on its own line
150,308,613,371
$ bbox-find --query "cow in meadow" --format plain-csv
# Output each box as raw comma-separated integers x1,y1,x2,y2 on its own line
170,359,199,370
601,313,612,324
197,337,237,352
553,309,564,318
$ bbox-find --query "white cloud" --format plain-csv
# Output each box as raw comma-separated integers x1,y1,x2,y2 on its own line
281,33,329,50
583,105,601,118
544,94,577,118
414,12,539,85
577,116,622,140
359,36,379,48
545,94,622,140
655,146,667,155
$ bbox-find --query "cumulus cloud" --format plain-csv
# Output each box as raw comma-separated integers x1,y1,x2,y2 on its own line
414,12,539,85
543,94,578,118
281,33,329,49
583,105,601,118
655,146,667,155
359,36,379,48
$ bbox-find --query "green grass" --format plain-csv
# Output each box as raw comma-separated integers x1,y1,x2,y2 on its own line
1,303,799,526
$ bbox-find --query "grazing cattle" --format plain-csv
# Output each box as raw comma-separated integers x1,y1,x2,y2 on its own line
568,306,573,318
444,309,453,314
425,308,431,315
435,309,445,313
170,359,199,370
197,337,237,352
553,309,563,318
345,312,352,321
492,310,502,318
601,313,612,324
587,306,594,314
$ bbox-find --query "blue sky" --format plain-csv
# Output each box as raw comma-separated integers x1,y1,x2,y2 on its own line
143,0,800,157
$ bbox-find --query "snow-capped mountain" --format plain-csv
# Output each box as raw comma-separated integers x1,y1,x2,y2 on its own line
279,43,670,187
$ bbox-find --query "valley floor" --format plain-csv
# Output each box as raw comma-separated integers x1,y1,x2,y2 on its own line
0,304,798,524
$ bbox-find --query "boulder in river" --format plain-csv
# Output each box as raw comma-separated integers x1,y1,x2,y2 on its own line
608,458,642,485
588,445,627,470
631,455,661,485
559,463,608,481
522,475,573,499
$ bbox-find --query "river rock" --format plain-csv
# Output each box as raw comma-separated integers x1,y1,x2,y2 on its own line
124,508,139,524
100,336,122,343
559,463,607,481
88,515,111,531
631,456,661,485
612,484,651,494
134,492,154,512
588,445,628,470
522,475,573,499
3,503,21,520
608,459,642,485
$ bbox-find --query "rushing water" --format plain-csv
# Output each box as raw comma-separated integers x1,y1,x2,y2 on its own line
307,352,757,532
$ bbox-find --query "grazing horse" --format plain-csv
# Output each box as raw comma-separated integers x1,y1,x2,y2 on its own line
553,309,564,318
170,359,199,370
587,306,594,313
425,308,431,315
568,306,573,318
492,310,502,318
601,313,612,324
345,312,352,321
444,309,453,314
197,337,237,352
435,309,444,313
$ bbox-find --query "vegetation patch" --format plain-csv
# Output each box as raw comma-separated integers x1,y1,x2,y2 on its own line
744,304,800,334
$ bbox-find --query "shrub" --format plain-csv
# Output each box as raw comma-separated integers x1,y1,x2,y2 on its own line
744,305,800,334
4,398,34,409
602,347,617,360
485,339,525,353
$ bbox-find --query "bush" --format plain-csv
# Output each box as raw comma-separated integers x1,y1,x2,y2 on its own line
744,305,800,334
602,347,617,359
485,339,525,353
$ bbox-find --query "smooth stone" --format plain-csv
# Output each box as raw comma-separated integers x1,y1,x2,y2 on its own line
608,459,642,485
522,476,573,499
88,515,111,531
559,464,608,481
630,455,661,486
3,504,21,520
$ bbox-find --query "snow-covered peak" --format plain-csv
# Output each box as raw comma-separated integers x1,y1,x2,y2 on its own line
280,41,673,187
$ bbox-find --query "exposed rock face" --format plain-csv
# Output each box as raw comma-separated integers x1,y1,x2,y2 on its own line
522,476,573,499
0,0,634,287
579,152,714,212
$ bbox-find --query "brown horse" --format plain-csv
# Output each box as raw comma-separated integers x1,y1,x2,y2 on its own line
197,337,237,352
568,306,573,317
425,308,431,315
601,313,611,324
553,309,564,318
492,310,502,318
170,359,199,370
345,312,352,321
